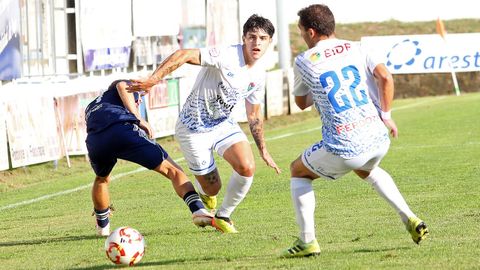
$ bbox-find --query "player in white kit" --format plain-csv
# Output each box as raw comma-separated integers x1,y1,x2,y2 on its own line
128,15,280,233
281,4,429,257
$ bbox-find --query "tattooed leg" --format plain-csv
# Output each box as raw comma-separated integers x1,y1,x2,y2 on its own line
195,168,222,196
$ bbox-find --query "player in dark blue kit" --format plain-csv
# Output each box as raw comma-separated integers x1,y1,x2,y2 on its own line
85,79,213,236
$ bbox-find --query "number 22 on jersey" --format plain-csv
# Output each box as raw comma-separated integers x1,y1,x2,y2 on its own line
320,65,369,113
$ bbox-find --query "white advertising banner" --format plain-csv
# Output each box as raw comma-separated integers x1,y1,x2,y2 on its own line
265,69,285,118
0,98,9,170
133,0,181,37
80,0,132,71
361,33,480,74
55,91,101,156
5,94,62,168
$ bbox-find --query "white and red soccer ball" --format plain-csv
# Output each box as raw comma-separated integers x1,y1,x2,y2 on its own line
104,227,145,266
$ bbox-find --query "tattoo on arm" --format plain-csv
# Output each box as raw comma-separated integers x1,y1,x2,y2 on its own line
249,117,265,151
153,60,182,80
152,51,192,80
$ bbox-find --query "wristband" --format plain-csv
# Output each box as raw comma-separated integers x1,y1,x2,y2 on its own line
380,110,391,120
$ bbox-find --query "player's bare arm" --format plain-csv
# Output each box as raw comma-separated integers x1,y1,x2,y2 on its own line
374,64,398,138
127,49,201,93
246,101,281,174
117,81,153,138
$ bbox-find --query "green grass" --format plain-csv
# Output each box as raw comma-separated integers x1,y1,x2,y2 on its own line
1,93,479,269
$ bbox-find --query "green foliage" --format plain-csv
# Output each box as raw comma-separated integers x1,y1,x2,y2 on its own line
1,93,479,269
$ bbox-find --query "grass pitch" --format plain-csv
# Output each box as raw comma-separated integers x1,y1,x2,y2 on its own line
0,93,479,269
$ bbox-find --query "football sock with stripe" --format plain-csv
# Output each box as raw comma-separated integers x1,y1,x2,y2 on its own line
94,208,110,228
183,191,205,214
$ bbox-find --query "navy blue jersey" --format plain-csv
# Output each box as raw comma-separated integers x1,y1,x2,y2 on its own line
85,80,141,134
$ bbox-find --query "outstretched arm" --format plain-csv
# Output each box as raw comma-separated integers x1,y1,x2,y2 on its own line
246,101,281,174
128,49,201,92
117,81,153,139
373,63,398,138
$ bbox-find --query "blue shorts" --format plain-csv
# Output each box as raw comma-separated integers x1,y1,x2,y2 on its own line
86,122,168,177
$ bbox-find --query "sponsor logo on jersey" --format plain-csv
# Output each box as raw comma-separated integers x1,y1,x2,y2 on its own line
335,114,380,134
215,95,235,112
309,52,321,62
324,42,352,58
209,47,220,57
227,71,234,77
247,82,255,91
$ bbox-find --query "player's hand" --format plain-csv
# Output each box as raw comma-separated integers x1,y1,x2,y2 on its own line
260,151,281,174
127,78,157,93
383,118,398,138
139,119,154,139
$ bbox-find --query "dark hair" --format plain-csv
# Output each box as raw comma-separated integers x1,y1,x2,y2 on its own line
243,14,275,38
297,4,335,36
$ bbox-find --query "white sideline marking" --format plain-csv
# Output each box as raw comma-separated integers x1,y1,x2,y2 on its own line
0,167,145,212
0,98,442,212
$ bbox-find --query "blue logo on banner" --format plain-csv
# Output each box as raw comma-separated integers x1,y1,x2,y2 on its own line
386,39,422,70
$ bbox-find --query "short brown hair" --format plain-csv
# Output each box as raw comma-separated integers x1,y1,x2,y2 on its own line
297,4,335,36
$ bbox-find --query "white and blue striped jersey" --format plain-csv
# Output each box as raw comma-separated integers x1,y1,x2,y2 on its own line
179,44,265,133
293,38,389,158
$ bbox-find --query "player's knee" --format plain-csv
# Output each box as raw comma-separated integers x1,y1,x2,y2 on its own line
289,160,302,176
235,162,255,177
94,176,110,184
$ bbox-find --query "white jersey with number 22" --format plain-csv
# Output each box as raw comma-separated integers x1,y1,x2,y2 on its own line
293,38,389,158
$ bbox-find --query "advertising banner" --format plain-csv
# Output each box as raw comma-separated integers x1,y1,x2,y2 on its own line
5,94,62,168
145,79,180,138
361,33,480,74
0,0,21,80
55,91,101,156
0,97,8,170
80,0,132,71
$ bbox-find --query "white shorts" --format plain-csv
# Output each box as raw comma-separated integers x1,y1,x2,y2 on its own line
175,118,248,175
301,141,390,180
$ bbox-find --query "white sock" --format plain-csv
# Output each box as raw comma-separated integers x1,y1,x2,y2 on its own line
194,178,206,195
291,177,316,243
193,208,211,215
365,167,416,224
216,171,253,218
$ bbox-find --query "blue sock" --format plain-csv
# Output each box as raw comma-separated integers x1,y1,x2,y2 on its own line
183,191,204,213
94,208,110,228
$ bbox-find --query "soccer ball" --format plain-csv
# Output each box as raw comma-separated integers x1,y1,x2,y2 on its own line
104,226,145,266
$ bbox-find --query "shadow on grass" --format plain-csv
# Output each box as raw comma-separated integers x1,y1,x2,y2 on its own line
353,246,411,253
0,234,101,247
68,255,264,270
